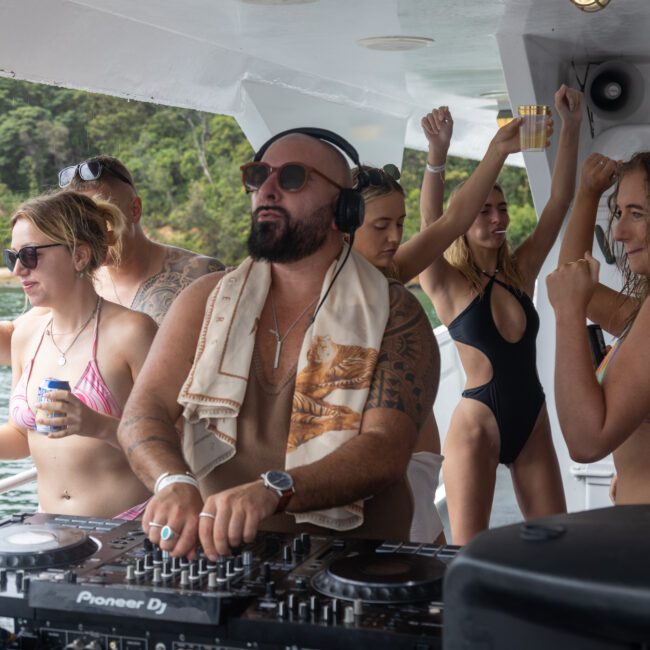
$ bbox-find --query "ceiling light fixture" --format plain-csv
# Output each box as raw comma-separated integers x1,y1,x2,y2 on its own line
357,36,434,52
569,0,611,12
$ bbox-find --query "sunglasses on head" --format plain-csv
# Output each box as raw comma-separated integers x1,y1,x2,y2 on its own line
58,159,134,189
365,164,401,187
4,244,64,272
240,161,344,193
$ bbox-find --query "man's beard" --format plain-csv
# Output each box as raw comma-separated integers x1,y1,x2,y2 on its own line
247,203,331,263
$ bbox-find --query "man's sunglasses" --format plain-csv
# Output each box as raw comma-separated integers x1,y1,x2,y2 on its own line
3,244,64,272
58,160,134,189
240,161,344,193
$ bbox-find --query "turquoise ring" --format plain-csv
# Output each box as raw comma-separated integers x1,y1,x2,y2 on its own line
160,525,176,542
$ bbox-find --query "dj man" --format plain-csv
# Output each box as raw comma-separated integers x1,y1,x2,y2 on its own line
118,128,437,558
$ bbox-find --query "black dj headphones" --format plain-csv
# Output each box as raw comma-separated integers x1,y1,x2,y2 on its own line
253,127,369,236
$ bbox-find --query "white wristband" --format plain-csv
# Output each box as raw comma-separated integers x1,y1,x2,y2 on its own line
154,472,199,494
426,162,446,174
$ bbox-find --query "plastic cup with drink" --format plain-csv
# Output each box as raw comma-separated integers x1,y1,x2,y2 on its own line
517,105,551,152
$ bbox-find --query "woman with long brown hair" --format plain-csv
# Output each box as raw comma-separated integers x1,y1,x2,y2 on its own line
548,152,650,504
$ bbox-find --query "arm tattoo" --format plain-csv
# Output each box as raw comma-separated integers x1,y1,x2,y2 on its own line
126,435,180,459
365,282,439,430
131,248,225,325
120,414,173,429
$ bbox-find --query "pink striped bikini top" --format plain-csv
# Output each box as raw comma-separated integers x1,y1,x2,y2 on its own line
10,303,121,430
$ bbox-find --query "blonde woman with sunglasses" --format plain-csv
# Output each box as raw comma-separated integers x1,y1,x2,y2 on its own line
1,191,157,518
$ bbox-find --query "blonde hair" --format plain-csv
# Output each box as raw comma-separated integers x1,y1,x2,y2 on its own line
11,190,126,277
444,182,525,295
605,151,650,332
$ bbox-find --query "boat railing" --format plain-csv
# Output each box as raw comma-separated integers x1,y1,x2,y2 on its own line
0,467,37,495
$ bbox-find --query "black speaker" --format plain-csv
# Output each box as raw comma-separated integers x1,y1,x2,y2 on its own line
253,127,368,236
444,506,650,649
586,61,644,120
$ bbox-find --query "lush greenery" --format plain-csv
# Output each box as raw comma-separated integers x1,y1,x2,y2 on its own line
0,78,536,266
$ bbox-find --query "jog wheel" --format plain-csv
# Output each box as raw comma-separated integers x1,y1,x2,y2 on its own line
312,552,445,603
0,524,98,569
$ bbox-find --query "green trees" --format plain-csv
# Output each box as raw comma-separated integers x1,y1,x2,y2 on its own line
0,78,536,265
401,148,535,249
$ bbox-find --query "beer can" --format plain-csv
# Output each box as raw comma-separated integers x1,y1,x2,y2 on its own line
35,378,70,434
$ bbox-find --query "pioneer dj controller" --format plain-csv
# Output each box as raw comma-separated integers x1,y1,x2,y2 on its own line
0,513,458,649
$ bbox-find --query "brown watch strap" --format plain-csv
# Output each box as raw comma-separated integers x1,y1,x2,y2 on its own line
275,489,294,514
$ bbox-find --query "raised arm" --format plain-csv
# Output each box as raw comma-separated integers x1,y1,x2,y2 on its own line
547,253,650,462
515,85,582,282
416,117,523,294
558,154,633,334
419,106,453,227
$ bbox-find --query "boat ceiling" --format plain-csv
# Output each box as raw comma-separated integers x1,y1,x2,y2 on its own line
0,0,647,167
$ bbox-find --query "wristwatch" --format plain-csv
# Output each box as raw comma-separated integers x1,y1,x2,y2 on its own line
260,470,295,513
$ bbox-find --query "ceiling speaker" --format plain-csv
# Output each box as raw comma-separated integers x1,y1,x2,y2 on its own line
586,61,644,120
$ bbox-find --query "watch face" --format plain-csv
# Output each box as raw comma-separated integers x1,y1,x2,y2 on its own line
266,470,293,491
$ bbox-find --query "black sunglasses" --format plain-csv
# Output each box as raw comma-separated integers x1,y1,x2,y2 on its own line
58,160,134,189
3,244,64,272
240,161,344,193
365,164,401,187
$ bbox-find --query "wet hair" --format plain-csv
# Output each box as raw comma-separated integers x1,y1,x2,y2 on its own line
443,182,525,295
67,155,137,194
353,165,405,204
10,190,126,277
606,151,650,330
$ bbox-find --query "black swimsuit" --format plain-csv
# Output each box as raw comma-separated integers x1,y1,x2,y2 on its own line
447,274,545,464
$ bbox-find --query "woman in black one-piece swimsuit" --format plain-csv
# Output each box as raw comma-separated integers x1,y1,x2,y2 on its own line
419,85,583,544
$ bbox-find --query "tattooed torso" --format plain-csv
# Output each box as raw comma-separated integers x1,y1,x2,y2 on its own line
365,280,439,431
131,246,224,325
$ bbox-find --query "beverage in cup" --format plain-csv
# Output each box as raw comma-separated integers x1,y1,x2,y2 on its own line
517,105,551,151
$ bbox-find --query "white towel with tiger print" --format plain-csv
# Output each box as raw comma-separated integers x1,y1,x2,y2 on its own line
178,244,390,530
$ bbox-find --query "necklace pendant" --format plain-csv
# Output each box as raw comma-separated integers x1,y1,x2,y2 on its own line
57,355,66,367
273,340,282,370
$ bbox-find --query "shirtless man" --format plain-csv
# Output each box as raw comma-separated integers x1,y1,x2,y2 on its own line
0,155,224,363
118,129,438,557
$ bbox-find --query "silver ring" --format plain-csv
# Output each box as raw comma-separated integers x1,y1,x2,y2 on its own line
443,118,450,123
148,521,163,528
161,525,176,541
599,160,606,166
199,512,216,520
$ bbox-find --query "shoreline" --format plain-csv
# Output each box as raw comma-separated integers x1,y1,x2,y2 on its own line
0,269,20,287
